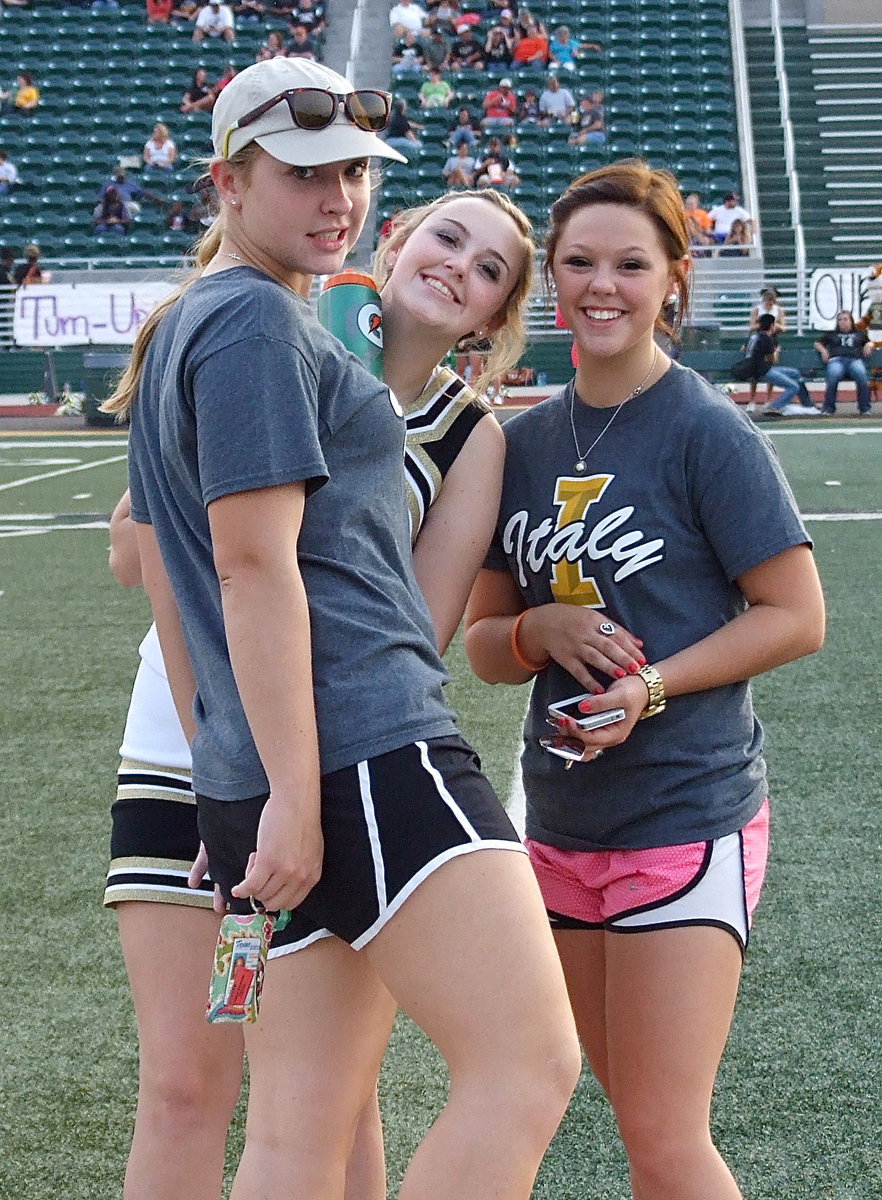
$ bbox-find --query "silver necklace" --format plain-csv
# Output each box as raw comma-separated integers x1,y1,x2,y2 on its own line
227,253,243,262
569,346,658,473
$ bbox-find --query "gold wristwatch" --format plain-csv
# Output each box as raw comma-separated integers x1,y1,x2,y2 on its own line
637,664,666,720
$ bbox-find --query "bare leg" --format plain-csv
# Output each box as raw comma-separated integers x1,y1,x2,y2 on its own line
230,938,398,1200
558,925,744,1200
231,851,579,1200
367,850,581,1200
346,1087,386,1200
118,902,244,1200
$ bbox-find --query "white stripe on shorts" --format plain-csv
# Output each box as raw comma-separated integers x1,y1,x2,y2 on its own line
610,829,750,948
358,758,388,911
416,740,480,841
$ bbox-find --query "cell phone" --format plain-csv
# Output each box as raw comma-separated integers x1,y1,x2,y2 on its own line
539,736,586,762
547,695,627,730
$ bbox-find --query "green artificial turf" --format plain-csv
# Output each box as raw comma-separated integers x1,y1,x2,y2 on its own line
1,431,879,1199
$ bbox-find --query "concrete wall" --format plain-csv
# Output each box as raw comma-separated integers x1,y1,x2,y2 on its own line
805,0,882,23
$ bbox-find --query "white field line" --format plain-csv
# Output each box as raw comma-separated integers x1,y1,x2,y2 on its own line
0,440,128,449
0,454,127,492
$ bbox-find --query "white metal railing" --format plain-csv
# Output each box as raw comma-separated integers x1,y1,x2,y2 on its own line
728,0,763,260
770,0,809,330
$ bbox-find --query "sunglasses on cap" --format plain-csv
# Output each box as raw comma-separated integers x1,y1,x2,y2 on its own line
222,87,392,158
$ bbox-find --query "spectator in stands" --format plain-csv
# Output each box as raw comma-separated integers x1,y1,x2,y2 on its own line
447,104,480,149
814,310,873,416
291,0,324,35
100,167,161,218
420,67,454,108
185,178,216,231
0,246,15,285
484,25,514,73
172,0,200,19
256,28,288,58
392,29,426,74
732,313,815,416
0,149,21,196
568,89,605,146
515,5,546,38
192,0,235,43
707,191,752,243
512,22,549,68
497,6,517,34
166,200,187,231
181,66,216,113
13,243,49,286
92,186,133,235
384,96,423,159
548,24,579,72
287,21,317,58
421,25,451,71
475,135,519,188
214,61,237,95
428,0,462,35
751,287,786,335
0,71,40,115
482,76,517,129
442,141,476,187
266,0,295,16
719,218,751,257
390,0,427,37
232,0,267,18
449,26,485,71
538,72,574,124
146,0,173,23
143,122,178,171
517,86,540,124
682,192,713,255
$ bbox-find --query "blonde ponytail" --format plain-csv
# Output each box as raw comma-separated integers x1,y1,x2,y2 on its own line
101,222,224,418
102,145,261,419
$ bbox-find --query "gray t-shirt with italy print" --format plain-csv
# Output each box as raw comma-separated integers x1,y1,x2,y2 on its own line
485,362,810,851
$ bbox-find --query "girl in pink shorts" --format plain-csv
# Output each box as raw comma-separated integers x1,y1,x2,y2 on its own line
466,162,825,1200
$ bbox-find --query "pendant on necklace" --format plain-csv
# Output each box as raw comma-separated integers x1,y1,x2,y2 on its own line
574,460,587,473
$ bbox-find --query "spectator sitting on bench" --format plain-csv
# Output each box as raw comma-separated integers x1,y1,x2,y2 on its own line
441,142,476,187
733,313,815,416
814,310,874,416
707,191,752,244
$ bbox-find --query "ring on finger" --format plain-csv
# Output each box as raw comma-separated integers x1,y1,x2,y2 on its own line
599,621,616,636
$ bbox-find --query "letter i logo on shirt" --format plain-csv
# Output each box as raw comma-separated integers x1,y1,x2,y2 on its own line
550,475,611,607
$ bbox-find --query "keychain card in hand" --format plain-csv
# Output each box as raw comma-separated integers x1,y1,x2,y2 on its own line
206,909,276,1024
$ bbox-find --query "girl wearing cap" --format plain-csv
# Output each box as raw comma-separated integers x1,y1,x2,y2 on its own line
465,162,824,1199
104,54,577,1200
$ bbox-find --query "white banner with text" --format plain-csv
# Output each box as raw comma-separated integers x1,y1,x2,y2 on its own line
13,281,176,346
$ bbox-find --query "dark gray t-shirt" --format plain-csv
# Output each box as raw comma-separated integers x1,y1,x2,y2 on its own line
485,362,810,851
129,267,456,800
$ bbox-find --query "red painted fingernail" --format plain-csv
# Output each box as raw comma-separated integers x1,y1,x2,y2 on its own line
578,699,592,713
635,638,644,646
594,687,605,695
637,655,647,666
614,668,626,679
628,662,639,674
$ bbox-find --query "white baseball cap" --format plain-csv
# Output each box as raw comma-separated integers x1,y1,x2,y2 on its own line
212,58,407,165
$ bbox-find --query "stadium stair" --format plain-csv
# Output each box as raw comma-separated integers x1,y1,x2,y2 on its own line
743,26,798,271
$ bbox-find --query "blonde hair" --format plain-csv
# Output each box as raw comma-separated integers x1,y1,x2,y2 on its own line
546,160,691,340
102,146,259,417
373,189,535,396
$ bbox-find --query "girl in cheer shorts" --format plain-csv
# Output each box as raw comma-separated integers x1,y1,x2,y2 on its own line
466,161,825,1200
103,56,576,1200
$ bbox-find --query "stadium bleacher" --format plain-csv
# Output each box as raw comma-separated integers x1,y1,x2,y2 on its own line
0,1,317,261
379,0,741,235
0,0,742,262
